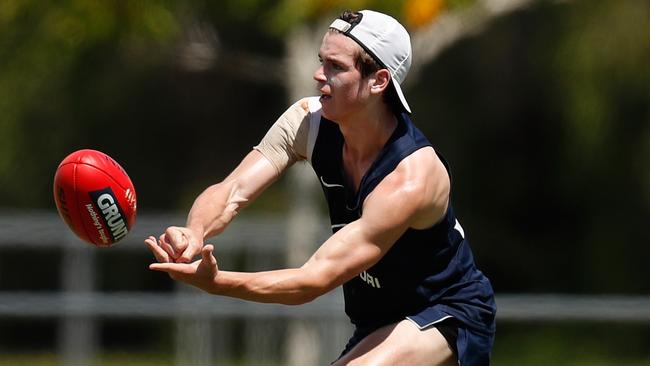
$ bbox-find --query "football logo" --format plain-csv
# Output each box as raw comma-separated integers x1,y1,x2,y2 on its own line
88,187,129,243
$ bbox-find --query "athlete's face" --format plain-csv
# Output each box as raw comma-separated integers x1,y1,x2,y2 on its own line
314,33,372,122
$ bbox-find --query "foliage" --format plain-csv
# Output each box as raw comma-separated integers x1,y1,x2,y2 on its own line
492,322,650,366
265,0,474,33
0,0,468,207
0,0,648,357
409,0,650,293
0,0,181,206
0,0,647,294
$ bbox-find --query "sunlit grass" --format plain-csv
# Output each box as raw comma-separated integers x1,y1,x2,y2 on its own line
2,323,650,366
0,353,171,366
0,352,283,366
492,323,650,366
0,348,648,366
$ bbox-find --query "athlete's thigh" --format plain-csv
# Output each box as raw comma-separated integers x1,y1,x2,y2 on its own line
333,320,456,366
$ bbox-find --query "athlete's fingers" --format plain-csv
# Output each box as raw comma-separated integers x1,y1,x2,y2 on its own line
199,244,217,269
173,227,205,263
165,226,189,252
158,233,178,260
177,250,193,263
148,262,178,280
149,262,170,271
145,236,170,263
149,262,193,275
178,239,201,263
145,236,169,262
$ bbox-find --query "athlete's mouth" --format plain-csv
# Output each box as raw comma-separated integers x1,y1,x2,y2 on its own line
317,85,330,99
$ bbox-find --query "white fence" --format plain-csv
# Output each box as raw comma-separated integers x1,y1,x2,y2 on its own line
1,211,649,365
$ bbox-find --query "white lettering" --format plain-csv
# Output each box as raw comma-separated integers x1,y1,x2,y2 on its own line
359,271,381,288
97,193,115,210
366,273,374,286
96,193,129,242
111,224,128,241
102,204,119,221
85,204,109,244
107,214,122,227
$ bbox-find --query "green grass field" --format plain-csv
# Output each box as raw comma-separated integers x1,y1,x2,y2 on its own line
0,353,648,366
1,323,648,366
0,353,284,366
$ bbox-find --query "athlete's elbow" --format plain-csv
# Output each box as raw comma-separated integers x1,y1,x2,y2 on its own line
284,293,316,305
286,284,329,305
290,292,320,305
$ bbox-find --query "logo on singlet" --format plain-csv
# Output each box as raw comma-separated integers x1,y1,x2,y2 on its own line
320,176,344,188
359,270,381,288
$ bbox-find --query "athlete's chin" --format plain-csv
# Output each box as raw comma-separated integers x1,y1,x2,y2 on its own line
320,101,336,121
319,95,332,109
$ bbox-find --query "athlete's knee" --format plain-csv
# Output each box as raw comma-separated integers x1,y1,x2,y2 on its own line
340,347,454,366
337,322,456,366
387,321,456,365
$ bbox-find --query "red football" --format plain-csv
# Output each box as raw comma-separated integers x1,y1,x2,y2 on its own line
53,149,137,246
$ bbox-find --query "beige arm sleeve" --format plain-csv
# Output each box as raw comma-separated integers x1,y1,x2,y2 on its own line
253,98,310,174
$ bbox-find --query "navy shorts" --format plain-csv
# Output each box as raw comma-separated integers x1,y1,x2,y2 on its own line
407,313,495,366
337,315,494,366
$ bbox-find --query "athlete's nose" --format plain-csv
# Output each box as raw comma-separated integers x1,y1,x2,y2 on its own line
313,65,326,83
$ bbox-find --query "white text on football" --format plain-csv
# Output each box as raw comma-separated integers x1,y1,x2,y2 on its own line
97,193,128,241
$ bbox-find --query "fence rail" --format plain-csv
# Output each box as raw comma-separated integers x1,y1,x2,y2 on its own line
1,292,649,322
2,211,649,322
1,211,649,366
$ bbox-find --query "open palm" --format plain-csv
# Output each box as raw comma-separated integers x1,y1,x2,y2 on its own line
146,238,219,293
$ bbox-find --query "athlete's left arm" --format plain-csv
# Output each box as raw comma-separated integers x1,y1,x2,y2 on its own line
148,147,450,304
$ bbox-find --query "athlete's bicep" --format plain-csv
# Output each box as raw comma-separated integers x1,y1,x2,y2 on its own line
300,185,419,292
301,154,446,290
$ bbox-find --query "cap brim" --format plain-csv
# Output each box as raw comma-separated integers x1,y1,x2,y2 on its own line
391,80,411,114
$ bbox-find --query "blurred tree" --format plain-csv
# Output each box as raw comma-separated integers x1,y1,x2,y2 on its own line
409,0,649,294
0,0,648,295
0,0,181,207
1,1,648,362
0,0,480,208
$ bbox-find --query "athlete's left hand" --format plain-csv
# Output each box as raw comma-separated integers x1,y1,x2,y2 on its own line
146,241,219,293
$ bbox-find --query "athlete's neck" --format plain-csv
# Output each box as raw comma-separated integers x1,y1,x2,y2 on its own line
338,105,398,162
338,105,398,191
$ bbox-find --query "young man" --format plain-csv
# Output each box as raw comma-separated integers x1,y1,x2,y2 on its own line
145,10,496,365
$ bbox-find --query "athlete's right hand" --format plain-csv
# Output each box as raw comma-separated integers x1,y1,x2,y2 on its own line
156,226,205,263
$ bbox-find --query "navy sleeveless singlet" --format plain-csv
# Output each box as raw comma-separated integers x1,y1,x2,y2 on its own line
307,100,496,365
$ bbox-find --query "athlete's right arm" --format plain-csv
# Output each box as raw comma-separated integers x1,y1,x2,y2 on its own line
148,98,312,263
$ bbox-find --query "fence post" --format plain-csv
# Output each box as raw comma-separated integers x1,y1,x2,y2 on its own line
174,283,213,366
242,246,286,364
58,234,97,366
283,21,328,365
284,164,323,366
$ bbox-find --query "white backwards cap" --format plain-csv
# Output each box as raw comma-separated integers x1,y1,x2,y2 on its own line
329,10,413,113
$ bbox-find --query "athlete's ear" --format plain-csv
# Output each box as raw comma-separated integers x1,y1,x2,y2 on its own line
369,69,391,95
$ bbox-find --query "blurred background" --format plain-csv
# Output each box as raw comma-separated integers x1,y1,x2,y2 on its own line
0,0,648,365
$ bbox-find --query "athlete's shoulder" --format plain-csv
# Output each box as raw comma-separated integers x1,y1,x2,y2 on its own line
371,147,450,229
253,97,320,172
384,147,447,195
289,96,321,115
303,96,321,112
